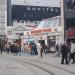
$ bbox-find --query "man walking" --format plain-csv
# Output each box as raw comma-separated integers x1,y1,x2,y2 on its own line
61,42,68,64
37,42,42,58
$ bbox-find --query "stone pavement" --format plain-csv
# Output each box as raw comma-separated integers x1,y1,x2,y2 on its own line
0,52,75,75
0,58,35,75
0,52,52,75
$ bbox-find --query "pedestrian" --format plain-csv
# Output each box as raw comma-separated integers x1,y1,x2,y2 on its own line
70,42,75,63
40,46,43,58
0,40,3,54
31,43,35,55
55,43,59,52
25,43,29,55
12,43,17,56
10,44,14,54
0,46,3,54
34,43,38,55
6,43,10,54
61,42,68,64
32,43,38,55
22,44,26,54
37,42,42,58
42,44,46,53
67,42,71,63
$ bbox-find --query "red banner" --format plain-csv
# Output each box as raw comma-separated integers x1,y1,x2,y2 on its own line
31,28,52,35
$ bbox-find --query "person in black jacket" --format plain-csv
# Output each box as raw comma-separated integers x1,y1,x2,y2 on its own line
56,44,59,52
61,43,68,64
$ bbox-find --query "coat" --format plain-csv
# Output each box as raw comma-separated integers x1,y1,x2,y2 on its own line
61,44,68,54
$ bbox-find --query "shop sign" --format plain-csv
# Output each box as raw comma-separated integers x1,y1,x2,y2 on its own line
67,31,75,37
31,28,52,35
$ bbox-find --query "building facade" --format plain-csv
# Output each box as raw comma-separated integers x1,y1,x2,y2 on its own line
11,0,61,7
7,0,61,26
7,21,40,40
0,0,7,38
6,0,65,48
7,0,61,40
64,0,75,43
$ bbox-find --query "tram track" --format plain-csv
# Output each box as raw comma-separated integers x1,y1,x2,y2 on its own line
27,59,75,75
15,59,75,75
0,55,75,75
0,56,55,75
0,58,52,75
17,60,56,75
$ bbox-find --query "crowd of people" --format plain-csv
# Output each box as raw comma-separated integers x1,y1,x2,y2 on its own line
4,42,20,55
22,43,38,55
0,41,45,58
0,41,38,56
0,40,75,64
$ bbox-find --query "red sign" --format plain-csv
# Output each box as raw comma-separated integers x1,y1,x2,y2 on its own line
31,28,52,35
67,31,75,37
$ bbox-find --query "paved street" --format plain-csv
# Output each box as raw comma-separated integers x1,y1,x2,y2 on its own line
0,58,36,75
0,52,75,75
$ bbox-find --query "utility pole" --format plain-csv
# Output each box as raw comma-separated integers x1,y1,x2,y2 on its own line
7,0,12,26
60,0,65,42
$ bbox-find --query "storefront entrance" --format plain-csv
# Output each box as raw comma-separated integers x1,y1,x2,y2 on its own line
47,36,56,52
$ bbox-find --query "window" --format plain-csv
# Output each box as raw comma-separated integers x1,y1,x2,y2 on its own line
8,31,12,35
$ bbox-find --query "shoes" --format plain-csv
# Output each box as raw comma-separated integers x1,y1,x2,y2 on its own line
61,63,69,64
61,63,64,64
66,63,69,65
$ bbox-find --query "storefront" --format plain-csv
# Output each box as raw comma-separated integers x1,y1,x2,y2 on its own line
0,35,7,50
31,28,52,43
21,26,64,52
67,29,75,43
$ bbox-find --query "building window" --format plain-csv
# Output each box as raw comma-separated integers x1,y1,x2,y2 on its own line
8,31,12,35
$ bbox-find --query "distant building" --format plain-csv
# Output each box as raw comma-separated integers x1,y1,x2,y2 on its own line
0,0,7,39
64,0,75,42
6,0,61,44
7,0,61,26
